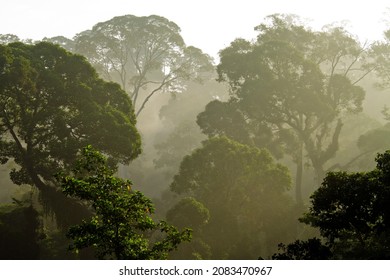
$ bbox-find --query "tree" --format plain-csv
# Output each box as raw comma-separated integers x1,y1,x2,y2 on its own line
74,15,214,116
166,197,211,259
200,14,368,204
57,145,191,260
354,122,390,169
370,29,390,88
277,150,390,259
154,120,205,180
272,238,332,260
302,158,390,259
170,136,296,259
42,36,75,52
0,34,20,45
0,42,141,228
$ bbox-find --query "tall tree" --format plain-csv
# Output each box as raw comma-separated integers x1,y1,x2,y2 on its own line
74,15,214,116
0,42,141,228
370,29,390,88
200,14,368,203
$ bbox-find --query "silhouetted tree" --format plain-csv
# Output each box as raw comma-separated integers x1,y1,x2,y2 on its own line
276,151,390,259
272,238,332,260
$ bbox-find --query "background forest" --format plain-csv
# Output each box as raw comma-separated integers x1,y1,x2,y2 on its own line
1,12,390,259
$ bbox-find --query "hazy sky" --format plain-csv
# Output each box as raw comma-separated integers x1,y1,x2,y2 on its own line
1,0,389,59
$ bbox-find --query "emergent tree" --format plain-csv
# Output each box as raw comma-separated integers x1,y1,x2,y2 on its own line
74,15,214,116
199,14,369,203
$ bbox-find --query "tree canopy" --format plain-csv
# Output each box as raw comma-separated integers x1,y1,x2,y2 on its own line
74,15,214,116
198,14,368,203
57,145,191,259
275,150,390,259
170,136,295,259
0,41,141,227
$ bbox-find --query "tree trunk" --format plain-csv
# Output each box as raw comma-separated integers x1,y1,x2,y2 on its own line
313,164,325,188
295,141,304,205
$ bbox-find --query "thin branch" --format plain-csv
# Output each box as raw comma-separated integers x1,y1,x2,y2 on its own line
352,66,377,85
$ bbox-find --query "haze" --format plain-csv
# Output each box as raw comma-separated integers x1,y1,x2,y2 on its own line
2,0,390,261
1,0,389,59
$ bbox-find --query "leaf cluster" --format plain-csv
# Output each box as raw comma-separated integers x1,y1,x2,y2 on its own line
57,145,191,259
278,151,390,259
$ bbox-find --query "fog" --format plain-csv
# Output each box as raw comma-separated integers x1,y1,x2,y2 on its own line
1,3,390,260
0,1,388,60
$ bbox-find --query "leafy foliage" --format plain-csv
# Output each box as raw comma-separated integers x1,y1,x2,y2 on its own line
166,197,211,259
272,238,332,260
198,14,368,204
277,151,390,259
170,136,295,259
0,42,141,228
57,145,191,260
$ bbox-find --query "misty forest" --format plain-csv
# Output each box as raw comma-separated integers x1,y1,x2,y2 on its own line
2,13,390,260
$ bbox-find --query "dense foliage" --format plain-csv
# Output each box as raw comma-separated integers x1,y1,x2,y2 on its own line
73,15,214,116
0,42,141,228
1,12,390,260
274,151,390,259
57,145,191,259
169,137,296,259
198,15,368,203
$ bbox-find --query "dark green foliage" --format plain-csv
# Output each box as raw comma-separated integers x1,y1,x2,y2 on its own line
170,136,296,259
279,151,390,259
197,100,252,146
0,42,141,228
272,238,332,260
57,145,191,260
166,197,210,230
166,197,211,259
0,203,41,259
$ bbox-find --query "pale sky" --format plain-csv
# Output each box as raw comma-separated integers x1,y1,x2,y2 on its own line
1,0,389,59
